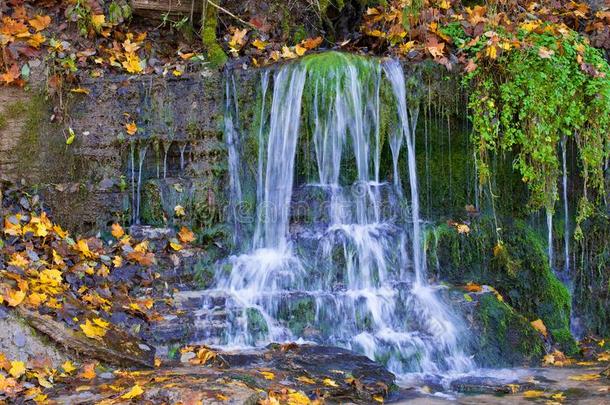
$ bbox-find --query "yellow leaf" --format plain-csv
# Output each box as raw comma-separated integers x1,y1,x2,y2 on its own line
216,393,229,401
9,361,26,378
252,39,268,50
70,87,90,95
597,352,610,362
530,319,548,337
260,371,275,380
456,224,470,234
91,14,105,31
75,239,96,259
62,360,76,374
8,252,29,268
323,378,338,387
568,373,600,381
112,255,123,268
485,45,497,59
286,391,310,405
125,122,138,136
122,52,143,74
523,390,546,398
174,205,186,217
92,317,110,329
6,289,26,307
29,15,51,32
520,20,540,33
154,358,161,367
439,0,451,10
373,395,384,403
27,292,47,307
296,375,315,384
281,46,297,59
178,227,195,244
295,44,307,57
27,32,46,48
121,384,144,399
551,392,566,401
79,319,107,340
111,223,125,238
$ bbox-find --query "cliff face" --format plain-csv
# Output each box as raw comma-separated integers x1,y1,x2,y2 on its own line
0,68,258,234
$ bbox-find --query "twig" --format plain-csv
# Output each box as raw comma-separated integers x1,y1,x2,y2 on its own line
206,0,259,31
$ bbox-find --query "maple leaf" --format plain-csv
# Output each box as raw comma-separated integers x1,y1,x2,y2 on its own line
530,319,548,337
229,28,248,51
27,32,46,48
174,205,186,217
28,15,51,32
9,361,26,378
1,64,21,85
125,121,138,135
323,378,339,387
281,46,297,59
91,14,105,31
61,361,76,374
426,40,445,58
178,227,195,243
122,53,143,74
111,223,125,238
121,385,144,399
79,363,96,379
295,44,307,56
169,239,183,251
260,371,275,380
80,318,108,340
252,39,268,50
6,289,26,307
122,38,140,53
296,375,315,384
301,37,323,50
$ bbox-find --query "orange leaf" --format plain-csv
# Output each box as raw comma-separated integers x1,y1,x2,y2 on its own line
125,122,138,136
301,37,323,50
29,15,51,32
178,227,195,244
111,223,125,238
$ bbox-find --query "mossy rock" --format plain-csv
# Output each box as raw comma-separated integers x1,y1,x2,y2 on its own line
427,217,577,354
472,293,545,366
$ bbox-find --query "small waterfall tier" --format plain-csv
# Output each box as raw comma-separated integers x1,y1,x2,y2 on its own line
204,52,474,376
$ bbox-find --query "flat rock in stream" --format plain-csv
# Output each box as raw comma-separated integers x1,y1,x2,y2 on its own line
449,376,536,394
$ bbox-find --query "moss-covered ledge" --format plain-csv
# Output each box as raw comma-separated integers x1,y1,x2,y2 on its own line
427,217,577,354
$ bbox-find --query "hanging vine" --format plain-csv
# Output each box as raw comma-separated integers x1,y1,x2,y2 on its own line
462,24,610,240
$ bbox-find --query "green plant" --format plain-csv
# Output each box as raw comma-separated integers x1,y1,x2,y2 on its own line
464,25,610,238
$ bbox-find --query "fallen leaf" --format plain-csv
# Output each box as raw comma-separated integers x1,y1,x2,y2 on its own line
121,384,144,399
530,319,548,337
178,227,195,243
62,360,76,374
323,378,339,387
9,361,26,378
29,15,51,32
111,223,125,238
260,371,275,380
125,122,138,136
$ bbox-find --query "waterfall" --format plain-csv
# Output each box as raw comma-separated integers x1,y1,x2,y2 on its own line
225,73,244,247
211,53,473,376
561,136,570,276
547,208,553,271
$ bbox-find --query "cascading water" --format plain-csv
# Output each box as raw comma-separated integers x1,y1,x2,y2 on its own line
205,52,474,376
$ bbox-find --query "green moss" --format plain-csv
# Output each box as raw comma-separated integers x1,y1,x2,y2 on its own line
474,293,545,366
428,217,575,352
246,307,269,340
140,181,165,226
201,3,227,68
